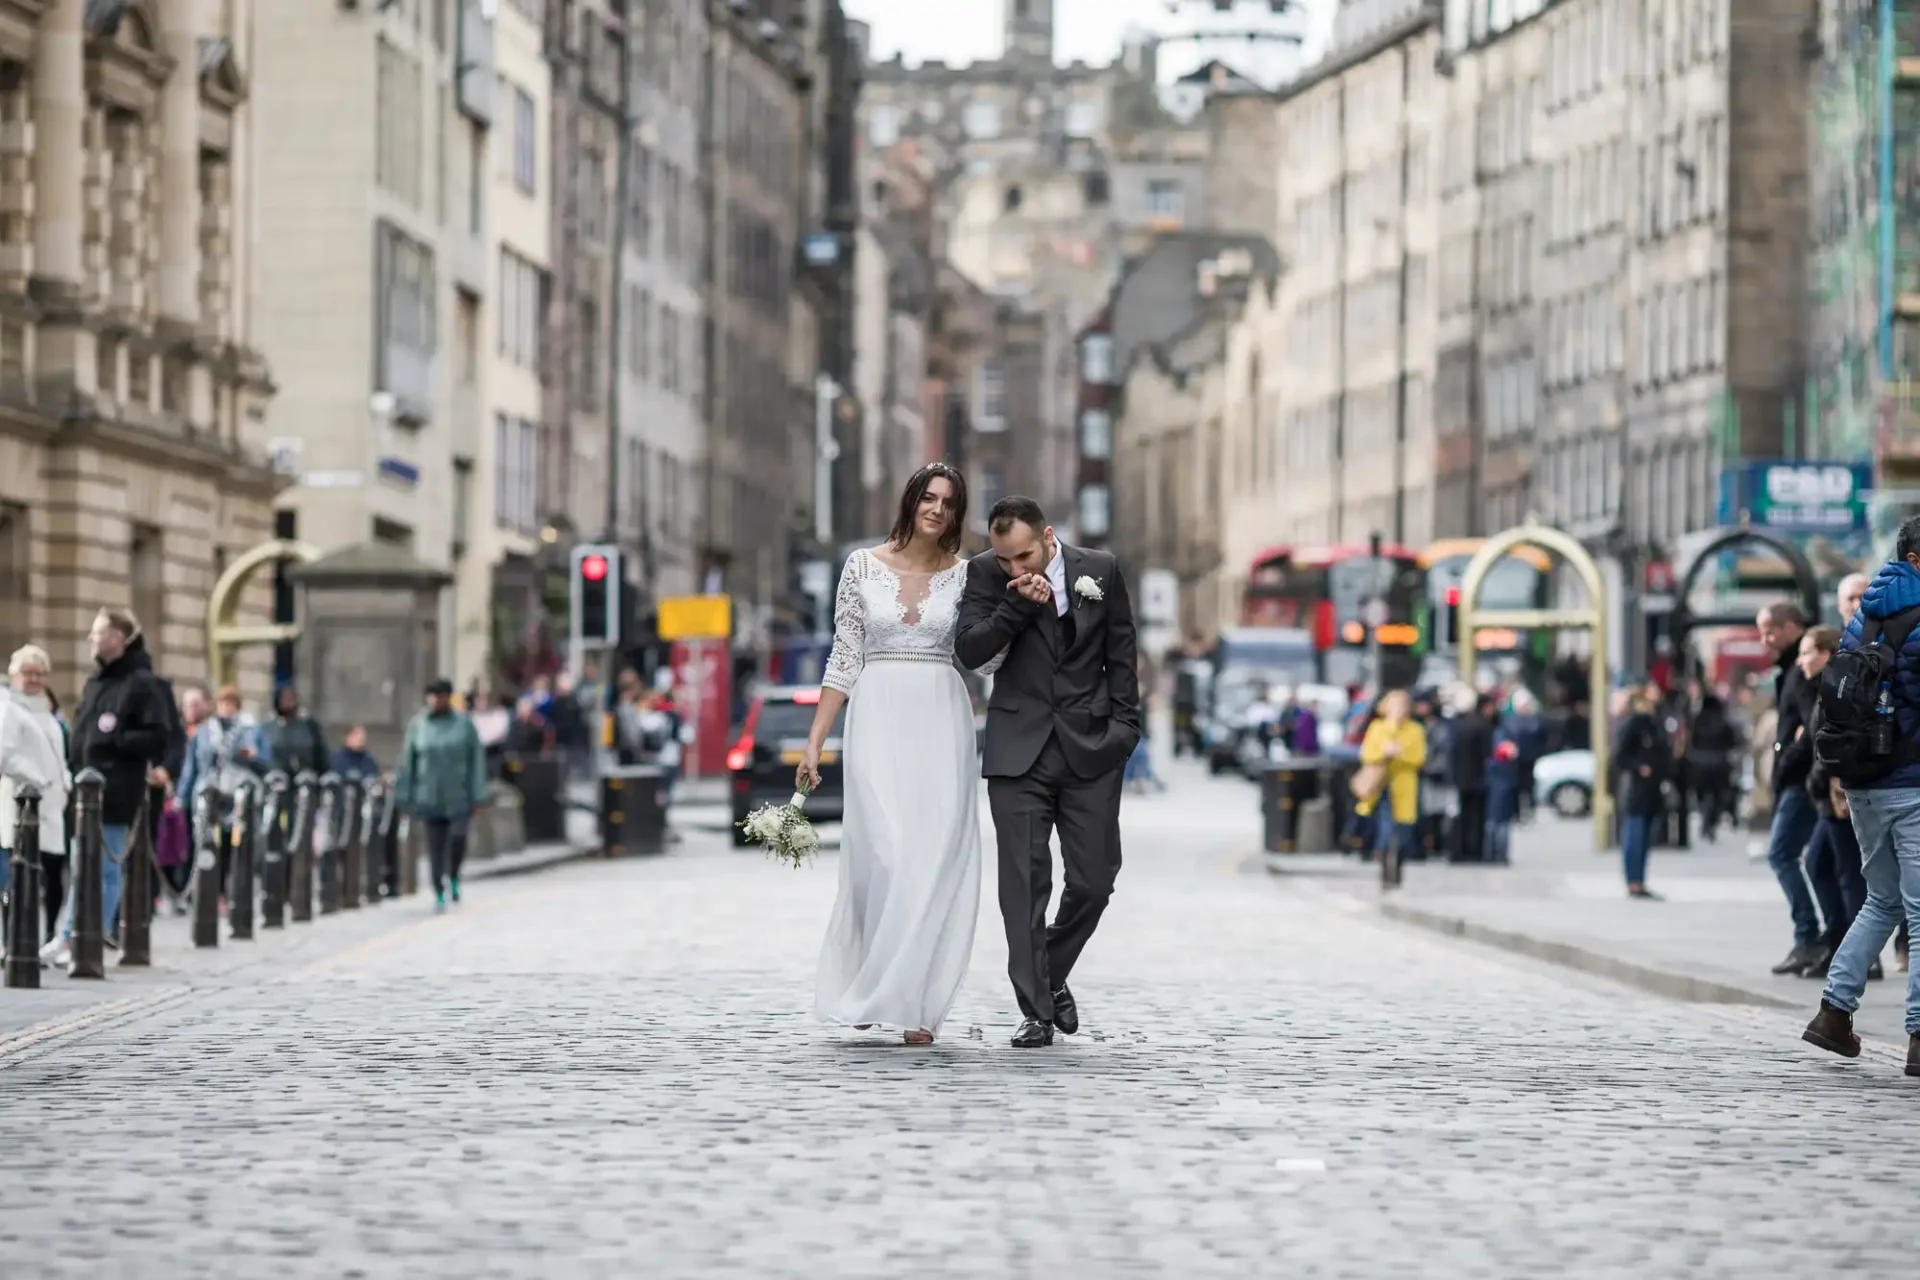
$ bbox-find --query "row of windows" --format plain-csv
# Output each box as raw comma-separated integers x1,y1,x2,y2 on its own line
721,333,790,435
1648,0,1727,81
636,0,703,106
498,248,548,372
493,413,541,533
625,285,700,396
1438,231,1474,319
509,81,538,195
728,208,789,314
1544,0,1621,113
724,64,792,198
628,146,699,267
1476,79,1535,181
1344,270,1402,356
1542,285,1625,391
1633,274,1724,389
375,38,425,208
1285,398,1339,473
1477,215,1534,315
1484,353,1539,442
1545,139,1626,248
622,438,691,544
1640,120,1725,243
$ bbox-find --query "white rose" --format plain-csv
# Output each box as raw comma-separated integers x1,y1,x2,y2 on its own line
1073,576,1104,602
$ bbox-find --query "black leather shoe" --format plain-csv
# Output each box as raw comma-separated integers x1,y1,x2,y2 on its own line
1051,985,1078,1035
1011,1017,1054,1048
1907,1033,1919,1078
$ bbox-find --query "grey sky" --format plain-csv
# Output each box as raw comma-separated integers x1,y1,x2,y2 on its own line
842,0,1332,86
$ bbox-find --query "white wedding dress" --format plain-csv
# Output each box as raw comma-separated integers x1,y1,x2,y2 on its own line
815,547,984,1035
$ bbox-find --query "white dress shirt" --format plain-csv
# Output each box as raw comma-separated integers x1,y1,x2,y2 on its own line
1044,543,1069,616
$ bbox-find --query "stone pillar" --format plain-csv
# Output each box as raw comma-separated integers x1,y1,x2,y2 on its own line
157,0,201,327
30,0,85,291
30,0,94,398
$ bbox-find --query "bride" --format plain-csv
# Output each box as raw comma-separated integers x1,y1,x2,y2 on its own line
799,464,987,1045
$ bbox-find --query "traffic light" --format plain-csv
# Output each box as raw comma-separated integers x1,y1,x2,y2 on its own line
571,544,622,646
1441,584,1461,652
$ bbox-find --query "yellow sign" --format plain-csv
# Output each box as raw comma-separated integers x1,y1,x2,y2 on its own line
658,594,732,640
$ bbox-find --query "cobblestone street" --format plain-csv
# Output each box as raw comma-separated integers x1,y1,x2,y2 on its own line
4,761,1917,1278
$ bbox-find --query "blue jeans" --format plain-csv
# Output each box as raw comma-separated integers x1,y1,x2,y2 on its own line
1766,788,1822,947
1484,819,1512,864
1822,788,1920,1033
1372,810,1417,858
1806,815,1866,947
1621,813,1656,886
55,823,128,943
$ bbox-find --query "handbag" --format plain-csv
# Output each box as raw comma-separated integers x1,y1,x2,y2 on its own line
1350,761,1386,803
154,803,190,867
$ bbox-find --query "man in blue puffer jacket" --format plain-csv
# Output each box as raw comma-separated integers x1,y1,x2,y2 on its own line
1801,517,1920,1078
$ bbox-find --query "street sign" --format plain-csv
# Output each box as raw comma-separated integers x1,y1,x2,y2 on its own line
658,594,732,640
1718,460,1872,533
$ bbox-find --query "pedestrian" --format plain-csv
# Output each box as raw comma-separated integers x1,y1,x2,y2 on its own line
1798,626,1871,979
1355,689,1426,883
1801,519,1920,1075
258,684,328,778
0,645,69,951
330,725,381,781
1484,732,1520,865
1450,691,1495,863
1503,688,1547,823
177,684,262,901
45,609,171,967
1614,684,1671,900
1688,689,1741,841
394,678,488,912
1757,601,1828,976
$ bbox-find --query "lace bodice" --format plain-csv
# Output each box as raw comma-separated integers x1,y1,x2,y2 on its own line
823,548,977,694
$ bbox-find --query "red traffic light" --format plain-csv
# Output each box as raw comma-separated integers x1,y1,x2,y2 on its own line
581,554,609,582
1445,585,1461,607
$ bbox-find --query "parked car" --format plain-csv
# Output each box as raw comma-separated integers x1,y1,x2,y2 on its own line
1533,749,1594,817
728,687,846,846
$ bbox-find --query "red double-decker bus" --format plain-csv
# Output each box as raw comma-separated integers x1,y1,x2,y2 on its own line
1240,543,1425,689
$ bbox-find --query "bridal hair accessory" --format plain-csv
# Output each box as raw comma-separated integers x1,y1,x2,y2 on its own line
739,776,821,868
1073,576,1103,604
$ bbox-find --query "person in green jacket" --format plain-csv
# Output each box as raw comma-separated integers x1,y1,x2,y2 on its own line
394,678,488,911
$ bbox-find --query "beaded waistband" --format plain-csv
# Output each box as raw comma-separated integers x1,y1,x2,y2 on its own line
866,652,952,664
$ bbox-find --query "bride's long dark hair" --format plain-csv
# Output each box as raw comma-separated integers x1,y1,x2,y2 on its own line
885,463,968,556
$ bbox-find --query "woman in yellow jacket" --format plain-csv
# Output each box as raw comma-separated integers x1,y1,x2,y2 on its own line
1356,689,1427,870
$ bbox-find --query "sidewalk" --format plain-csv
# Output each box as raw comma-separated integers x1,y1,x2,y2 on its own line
1275,817,1914,1047
0,819,597,1047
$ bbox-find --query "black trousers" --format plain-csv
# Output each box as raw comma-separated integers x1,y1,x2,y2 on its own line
986,735,1123,1023
1454,789,1488,863
424,815,471,894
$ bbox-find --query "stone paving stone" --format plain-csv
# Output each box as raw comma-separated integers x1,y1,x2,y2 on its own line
1,762,1915,1278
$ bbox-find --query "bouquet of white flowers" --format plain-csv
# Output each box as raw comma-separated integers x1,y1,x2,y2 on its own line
738,777,821,868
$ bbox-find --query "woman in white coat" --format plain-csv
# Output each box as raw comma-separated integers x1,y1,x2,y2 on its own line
0,645,70,950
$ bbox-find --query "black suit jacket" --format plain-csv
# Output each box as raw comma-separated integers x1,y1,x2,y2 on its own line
954,544,1142,779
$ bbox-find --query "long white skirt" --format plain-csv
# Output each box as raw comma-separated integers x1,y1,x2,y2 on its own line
815,659,982,1034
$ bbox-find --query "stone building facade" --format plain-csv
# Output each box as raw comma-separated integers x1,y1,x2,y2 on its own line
252,0,496,683
0,0,279,700
1268,2,1441,548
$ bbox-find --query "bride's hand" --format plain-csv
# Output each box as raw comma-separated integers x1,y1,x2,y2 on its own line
796,745,823,794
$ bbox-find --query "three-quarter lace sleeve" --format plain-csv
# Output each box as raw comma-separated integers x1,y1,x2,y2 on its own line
978,644,1010,676
822,553,865,694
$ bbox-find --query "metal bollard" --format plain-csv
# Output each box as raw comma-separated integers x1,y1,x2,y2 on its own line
399,808,419,897
190,789,223,949
316,773,343,914
69,770,107,980
288,771,318,922
4,785,42,988
259,772,290,928
340,777,364,908
361,777,388,905
227,777,258,941
119,791,153,967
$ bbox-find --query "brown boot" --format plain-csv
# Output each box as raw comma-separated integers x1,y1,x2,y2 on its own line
1907,1034,1919,1078
1802,1000,1862,1058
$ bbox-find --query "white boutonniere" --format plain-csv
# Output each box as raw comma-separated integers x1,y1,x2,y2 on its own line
1073,576,1104,608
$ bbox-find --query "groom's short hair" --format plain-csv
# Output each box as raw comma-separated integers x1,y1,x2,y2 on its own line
988,496,1047,535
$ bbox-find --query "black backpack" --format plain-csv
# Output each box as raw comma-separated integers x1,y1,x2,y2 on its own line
1813,606,1920,786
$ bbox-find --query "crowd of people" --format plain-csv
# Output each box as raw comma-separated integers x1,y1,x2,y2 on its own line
0,609,637,967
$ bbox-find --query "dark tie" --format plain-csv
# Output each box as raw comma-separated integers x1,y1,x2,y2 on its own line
1060,605,1077,652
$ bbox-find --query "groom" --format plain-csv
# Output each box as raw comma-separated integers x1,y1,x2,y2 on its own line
955,496,1141,1047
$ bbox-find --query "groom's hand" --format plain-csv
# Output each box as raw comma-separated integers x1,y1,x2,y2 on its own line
1009,573,1052,606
